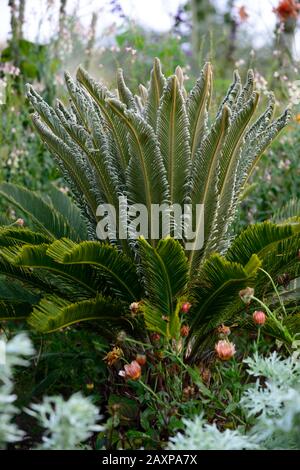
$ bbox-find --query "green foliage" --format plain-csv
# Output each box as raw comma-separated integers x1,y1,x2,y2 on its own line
0,60,298,357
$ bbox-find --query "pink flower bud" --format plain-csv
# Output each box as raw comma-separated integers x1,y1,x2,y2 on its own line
136,354,147,366
181,302,192,313
253,310,266,325
215,340,236,361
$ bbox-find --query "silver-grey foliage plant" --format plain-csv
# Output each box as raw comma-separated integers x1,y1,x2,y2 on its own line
169,351,300,450
0,333,103,450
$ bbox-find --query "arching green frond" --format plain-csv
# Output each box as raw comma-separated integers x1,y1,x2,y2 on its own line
226,222,300,297
190,254,261,355
141,298,182,340
28,294,126,333
239,313,293,346
157,75,191,205
0,214,12,226
187,62,212,160
138,236,188,316
45,186,87,241
226,221,300,266
0,183,82,241
283,313,300,338
0,227,51,247
144,57,166,131
141,303,167,336
2,244,99,299
46,238,141,302
0,276,38,320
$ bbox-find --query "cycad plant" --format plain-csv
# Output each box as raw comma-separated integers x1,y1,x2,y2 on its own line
0,59,299,356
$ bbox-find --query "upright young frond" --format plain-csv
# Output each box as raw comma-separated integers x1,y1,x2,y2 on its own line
144,57,166,131
187,62,212,160
216,70,241,118
106,98,169,232
188,105,230,274
76,66,131,174
207,92,260,254
157,75,191,205
117,68,138,112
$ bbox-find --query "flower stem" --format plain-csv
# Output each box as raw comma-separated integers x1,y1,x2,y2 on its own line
259,267,286,316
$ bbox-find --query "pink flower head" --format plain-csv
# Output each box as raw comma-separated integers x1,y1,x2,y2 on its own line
118,360,141,380
215,340,236,361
